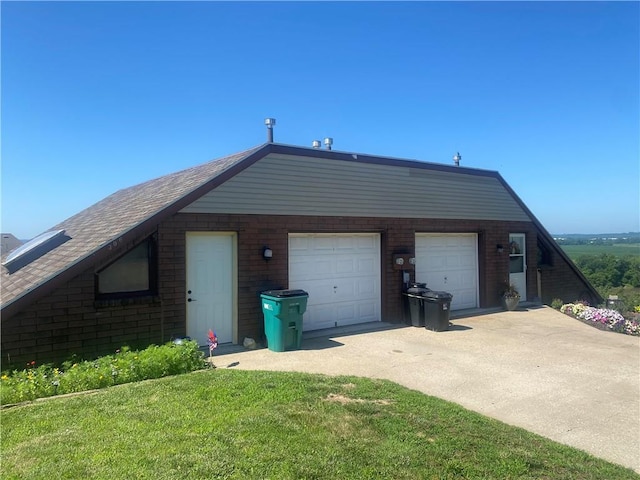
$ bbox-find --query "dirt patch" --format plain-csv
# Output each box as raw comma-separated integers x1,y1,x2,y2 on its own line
325,393,392,406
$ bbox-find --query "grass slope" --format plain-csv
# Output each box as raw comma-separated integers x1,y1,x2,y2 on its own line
2,370,638,479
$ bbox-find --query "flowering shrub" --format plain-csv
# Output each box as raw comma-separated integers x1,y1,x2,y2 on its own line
560,302,589,317
0,341,206,406
560,302,640,336
580,308,625,330
623,319,640,336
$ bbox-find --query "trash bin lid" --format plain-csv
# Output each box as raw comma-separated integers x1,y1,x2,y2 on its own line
403,292,425,299
423,290,453,300
406,282,429,294
407,285,431,294
262,289,308,298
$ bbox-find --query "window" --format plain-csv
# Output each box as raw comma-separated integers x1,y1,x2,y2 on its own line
96,236,157,299
2,229,70,273
537,236,553,267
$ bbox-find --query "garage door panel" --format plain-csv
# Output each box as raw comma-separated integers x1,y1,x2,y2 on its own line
337,304,355,321
302,282,336,304
336,236,356,251
357,235,377,249
289,234,381,331
416,234,478,311
460,254,476,267
357,277,378,296
336,258,355,274
357,257,376,273
358,302,377,320
306,305,335,330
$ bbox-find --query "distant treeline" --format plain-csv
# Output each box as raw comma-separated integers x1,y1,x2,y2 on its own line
554,233,640,245
575,254,640,290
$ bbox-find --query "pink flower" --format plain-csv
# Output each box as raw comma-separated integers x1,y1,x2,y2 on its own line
207,330,218,355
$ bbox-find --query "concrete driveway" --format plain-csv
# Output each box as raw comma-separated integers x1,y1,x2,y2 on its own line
215,306,640,473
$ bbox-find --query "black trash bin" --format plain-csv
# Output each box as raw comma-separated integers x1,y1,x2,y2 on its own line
423,290,453,332
403,283,430,327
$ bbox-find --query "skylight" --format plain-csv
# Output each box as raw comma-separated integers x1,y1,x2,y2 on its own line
2,229,70,273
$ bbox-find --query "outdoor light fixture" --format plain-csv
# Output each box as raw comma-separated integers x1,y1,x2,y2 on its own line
262,246,273,261
408,257,417,265
453,152,461,166
395,257,405,266
496,244,504,253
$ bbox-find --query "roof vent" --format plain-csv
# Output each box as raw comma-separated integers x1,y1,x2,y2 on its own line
265,118,276,143
311,140,321,149
2,229,70,274
453,152,461,166
323,137,333,151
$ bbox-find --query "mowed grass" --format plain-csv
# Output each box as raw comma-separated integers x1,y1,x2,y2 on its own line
2,370,638,480
560,243,640,260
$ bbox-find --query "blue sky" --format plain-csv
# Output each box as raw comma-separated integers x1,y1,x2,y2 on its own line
1,1,638,239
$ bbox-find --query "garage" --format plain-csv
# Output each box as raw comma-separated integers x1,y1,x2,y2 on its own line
288,233,381,331
415,233,478,310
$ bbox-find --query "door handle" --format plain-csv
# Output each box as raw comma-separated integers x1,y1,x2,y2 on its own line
188,298,196,302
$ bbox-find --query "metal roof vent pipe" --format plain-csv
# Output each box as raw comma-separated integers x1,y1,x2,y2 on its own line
324,137,333,151
312,140,321,149
265,118,276,143
453,152,461,166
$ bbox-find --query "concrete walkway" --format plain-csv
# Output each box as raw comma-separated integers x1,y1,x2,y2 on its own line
214,306,640,473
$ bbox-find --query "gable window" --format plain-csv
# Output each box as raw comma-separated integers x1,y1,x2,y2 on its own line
96,236,158,299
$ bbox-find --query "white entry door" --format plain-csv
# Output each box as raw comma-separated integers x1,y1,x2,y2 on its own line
508,233,527,301
186,233,235,345
415,233,479,310
289,233,381,331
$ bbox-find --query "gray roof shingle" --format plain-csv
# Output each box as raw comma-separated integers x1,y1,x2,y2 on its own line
1,144,265,311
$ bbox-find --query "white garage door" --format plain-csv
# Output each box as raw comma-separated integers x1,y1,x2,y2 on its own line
415,234,478,310
289,233,381,331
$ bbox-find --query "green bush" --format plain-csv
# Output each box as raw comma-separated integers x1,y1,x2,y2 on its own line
0,341,206,405
550,298,564,310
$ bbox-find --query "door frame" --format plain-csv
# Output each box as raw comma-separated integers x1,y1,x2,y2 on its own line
185,231,238,344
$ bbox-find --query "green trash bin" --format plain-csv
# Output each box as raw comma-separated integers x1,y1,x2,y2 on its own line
260,289,309,352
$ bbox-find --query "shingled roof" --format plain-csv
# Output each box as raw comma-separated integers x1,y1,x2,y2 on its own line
1,144,267,316
2,141,601,317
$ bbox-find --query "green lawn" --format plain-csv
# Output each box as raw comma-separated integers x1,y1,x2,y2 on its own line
1,370,637,479
560,243,640,260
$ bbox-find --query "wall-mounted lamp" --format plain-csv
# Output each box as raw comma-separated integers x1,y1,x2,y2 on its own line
408,257,416,265
395,257,405,266
262,246,273,261
496,244,504,254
